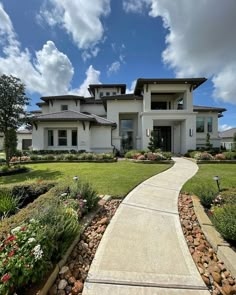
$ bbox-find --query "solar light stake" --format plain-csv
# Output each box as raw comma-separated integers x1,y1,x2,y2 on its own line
213,176,221,192
73,176,79,181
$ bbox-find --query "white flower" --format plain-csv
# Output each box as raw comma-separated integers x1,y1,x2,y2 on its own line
32,244,43,261
11,226,21,234
29,218,36,223
28,238,36,243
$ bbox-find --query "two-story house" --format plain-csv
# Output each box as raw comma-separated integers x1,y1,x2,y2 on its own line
32,78,226,154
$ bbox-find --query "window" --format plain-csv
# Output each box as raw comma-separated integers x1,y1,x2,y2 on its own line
196,117,205,133
106,92,110,96
112,91,116,95
120,119,134,151
177,98,183,110
72,130,77,146
61,105,68,111
48,130,54,146
99,92,103,97
151,101,167,110
207,117,213,133
58,130,67,146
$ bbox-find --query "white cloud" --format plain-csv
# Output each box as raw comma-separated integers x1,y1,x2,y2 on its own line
123,0,236,104
123,0,151,13
219,124,233,132
0,4,103,98
126,79,137,94
70,65,101,97
39,0,111,50
107,61,121,76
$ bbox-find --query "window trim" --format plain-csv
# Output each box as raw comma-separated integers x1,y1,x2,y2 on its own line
58,130,67,146
196,117,205,133
207,117,213,133
71,130,77,146
61,105,68,111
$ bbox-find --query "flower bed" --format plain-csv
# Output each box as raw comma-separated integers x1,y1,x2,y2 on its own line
0,165,29,176
0,180,100,294
124,150,172,162
185,151,236,163
179,194,236,294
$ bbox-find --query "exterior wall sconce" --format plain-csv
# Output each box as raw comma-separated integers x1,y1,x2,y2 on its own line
146,128,151,137
189,128,193,137
213,176,221,192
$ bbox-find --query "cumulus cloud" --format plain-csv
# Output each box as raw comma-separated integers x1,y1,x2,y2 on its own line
123,0,151,13
219,124,233,132
70,65,101,97
126,80,137,94
39,0,111,51
107,61,121,76
123,0,236,104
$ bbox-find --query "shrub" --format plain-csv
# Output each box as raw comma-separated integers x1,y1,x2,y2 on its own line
214,188,236,206
124,150,141,159
161,152,172,160
190,151,201,159
193,183,218,208
146,152,157,161
0,190,20,218
41,154,55,161
30,155,39,161
223,151,236,160
0,158,6,163
214,153,226,160
101,153,114,160
64,154,78,161
199,152,214,160
55,154,65,161
1,165,9,173
212,205,236,241
77,153,87,160
137,155,146,160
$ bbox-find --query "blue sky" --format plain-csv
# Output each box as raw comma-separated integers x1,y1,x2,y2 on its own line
0,0,235,130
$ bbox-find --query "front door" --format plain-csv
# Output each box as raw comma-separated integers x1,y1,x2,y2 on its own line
153,126,171,152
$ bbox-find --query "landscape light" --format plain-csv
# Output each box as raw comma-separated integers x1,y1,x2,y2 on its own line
213,176,221,192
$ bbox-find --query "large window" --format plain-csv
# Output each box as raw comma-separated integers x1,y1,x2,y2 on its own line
72,130,77,146
58,130,67,146
48,130,54,146
120,119,134,151
196,117,205,133
207,117,213,133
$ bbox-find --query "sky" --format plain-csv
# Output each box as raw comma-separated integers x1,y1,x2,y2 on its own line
0,0,235,131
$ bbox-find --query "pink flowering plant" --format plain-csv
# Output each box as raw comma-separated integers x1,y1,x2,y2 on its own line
0,219,50,294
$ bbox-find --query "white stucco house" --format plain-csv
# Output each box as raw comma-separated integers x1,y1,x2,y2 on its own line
31,78,226,154
219,127,236,150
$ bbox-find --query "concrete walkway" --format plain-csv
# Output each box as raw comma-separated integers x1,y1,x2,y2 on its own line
83,158,210,295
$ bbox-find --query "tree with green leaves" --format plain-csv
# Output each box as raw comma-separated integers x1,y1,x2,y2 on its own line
148,130,160,152
0,75,29,166
205,132,212,151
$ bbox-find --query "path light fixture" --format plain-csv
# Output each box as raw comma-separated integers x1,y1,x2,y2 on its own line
213,176,221,192
73,176,79,181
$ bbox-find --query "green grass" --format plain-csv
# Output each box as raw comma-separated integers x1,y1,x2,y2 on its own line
0,161,171,197
182,164,236,194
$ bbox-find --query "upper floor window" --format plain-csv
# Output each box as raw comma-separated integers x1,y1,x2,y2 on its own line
99,92,103,97
112,92,116,95
207,117,213,133
72,130,77,146
196,117,205,133
48,130,54,146
58,130,67,146
106,92,110,96
61,105,68,111
177,98,183,110
151,101,167,110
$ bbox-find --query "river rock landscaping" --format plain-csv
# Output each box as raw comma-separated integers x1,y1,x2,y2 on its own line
179,194,236,295
49,199,121,295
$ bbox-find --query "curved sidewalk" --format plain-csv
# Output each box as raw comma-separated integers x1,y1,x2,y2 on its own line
83,158,210,295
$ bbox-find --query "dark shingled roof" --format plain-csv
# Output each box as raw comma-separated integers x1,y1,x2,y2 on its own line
134,78,207,95
41,95,84,102
101,94,142,101
193,105,226,117
32,110,116,126
219,128,236,139
88,84,126,96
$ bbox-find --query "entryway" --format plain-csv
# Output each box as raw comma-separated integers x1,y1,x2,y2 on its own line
153,126,171,152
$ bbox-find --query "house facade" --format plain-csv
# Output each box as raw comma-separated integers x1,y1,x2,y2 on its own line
32,78,226,154
219,127,236,150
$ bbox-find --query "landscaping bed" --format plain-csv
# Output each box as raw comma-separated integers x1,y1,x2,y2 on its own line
0,166,29,176
48,199,121,295
179,194,236,295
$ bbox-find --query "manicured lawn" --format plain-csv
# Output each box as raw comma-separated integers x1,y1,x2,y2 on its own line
182,164,236,193
0,161,171,197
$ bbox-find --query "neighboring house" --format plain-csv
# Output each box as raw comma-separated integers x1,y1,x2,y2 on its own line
17,129,32,150
32,78,226,154
219,128,236,150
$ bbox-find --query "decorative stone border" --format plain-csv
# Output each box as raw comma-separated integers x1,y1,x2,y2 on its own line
192,195,236,278
38,195,112,295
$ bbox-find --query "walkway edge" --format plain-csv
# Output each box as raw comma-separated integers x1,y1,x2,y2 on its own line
192,195,236,278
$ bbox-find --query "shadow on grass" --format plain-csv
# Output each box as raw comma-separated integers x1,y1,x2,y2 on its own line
0,169,63,184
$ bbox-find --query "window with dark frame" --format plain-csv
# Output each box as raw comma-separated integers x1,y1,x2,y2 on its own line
106,92,110,96
100,92,103,97
196,117,205,133
151,101,167,110
48,130,54,146
207,117,213,133
58,130,67,146
72,130,77,146
61,105,68,111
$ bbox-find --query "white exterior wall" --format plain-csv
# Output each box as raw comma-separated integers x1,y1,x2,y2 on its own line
41,105,49,114
80,104,106,116
0,135,4,150
106,100,143,150
90,126,113,153
95,87,122,100
17,133,32,150
48,100,81,113
196,112,220,148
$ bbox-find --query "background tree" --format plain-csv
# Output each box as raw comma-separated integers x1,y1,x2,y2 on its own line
0,75,29,166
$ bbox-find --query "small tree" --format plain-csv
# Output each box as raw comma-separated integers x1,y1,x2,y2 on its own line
0,75,29,166
205,132,212,151
148,131,160,152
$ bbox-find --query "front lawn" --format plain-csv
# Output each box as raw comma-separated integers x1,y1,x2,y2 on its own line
182,164,236,193
0,161,171,197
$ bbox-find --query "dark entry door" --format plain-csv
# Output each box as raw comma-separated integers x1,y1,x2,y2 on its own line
22,139,32,150
153,126,171,152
